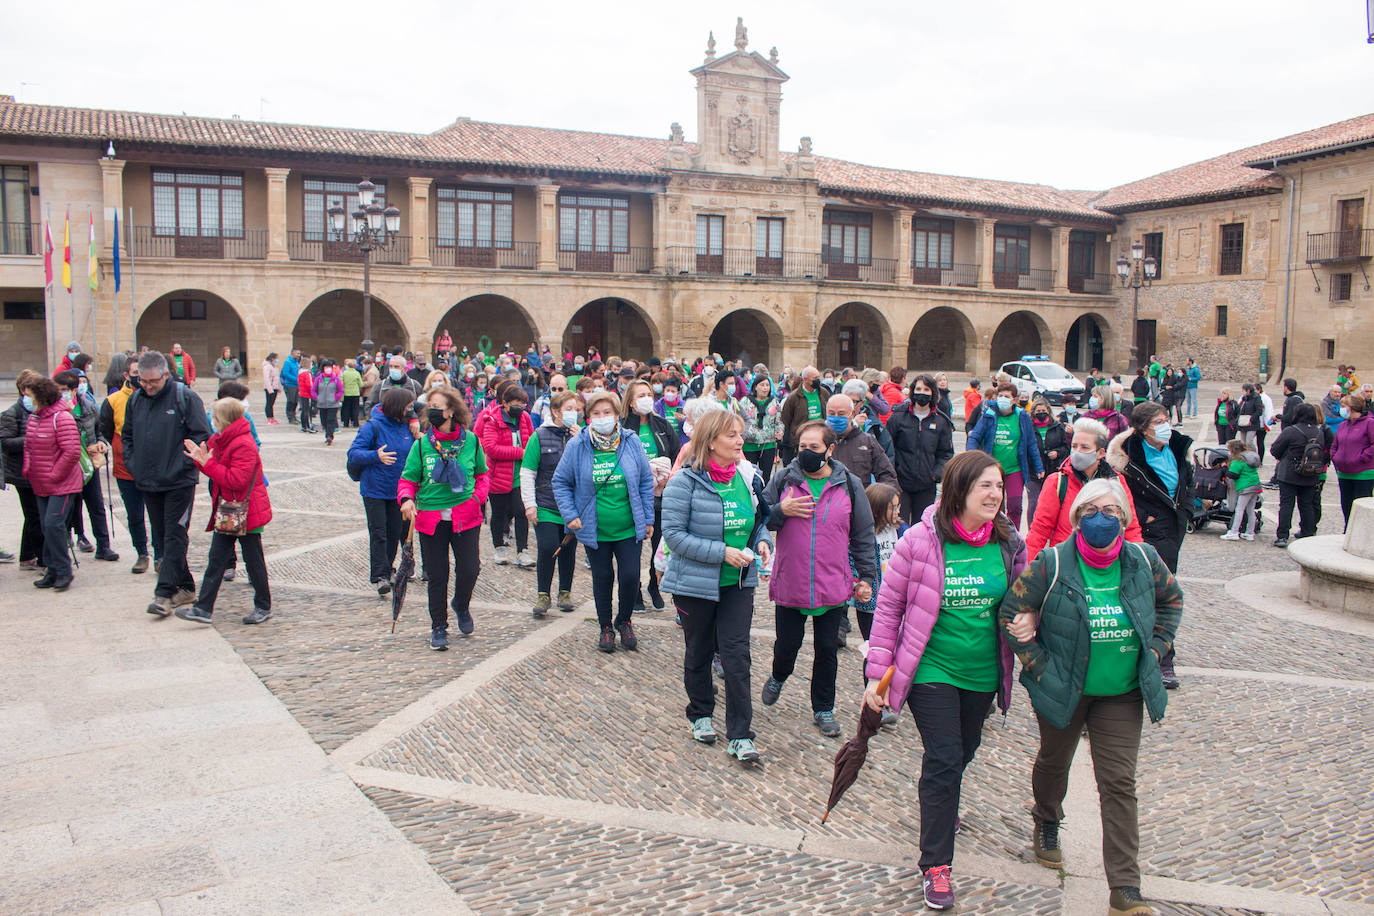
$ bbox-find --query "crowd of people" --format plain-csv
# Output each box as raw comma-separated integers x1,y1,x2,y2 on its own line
7,332,1374,916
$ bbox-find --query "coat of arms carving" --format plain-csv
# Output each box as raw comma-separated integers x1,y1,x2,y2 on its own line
726,95,757,165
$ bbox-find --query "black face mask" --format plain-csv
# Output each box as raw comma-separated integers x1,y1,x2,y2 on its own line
427,408,448,429
799,448,827,473
911,392,932,407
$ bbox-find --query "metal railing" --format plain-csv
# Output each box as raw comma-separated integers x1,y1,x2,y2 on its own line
287,231,409,265
1069,274,1111,294
128,226,267,259
665,246,821,279
994,267,1054,291
911,262,979,287
820,256,898,283
1218,252,1243,275
1306,229,1373,263
556,246,653,274
0,221,40,256
429,240,536,269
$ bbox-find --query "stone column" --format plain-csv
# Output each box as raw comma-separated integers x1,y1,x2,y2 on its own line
407,177,432,266
970,342,993,377
98,158,125,257
264,167,289,261
536,184,560,271
892,209,913,285
975,218,994,290
1051,226,1070,294
651,192,668,273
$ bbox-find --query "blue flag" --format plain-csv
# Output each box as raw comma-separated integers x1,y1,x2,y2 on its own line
112,211,121,293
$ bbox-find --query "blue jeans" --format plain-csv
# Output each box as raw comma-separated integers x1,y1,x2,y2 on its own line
1185,388,1198,416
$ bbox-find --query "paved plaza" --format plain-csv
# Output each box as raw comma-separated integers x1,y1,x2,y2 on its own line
2,383,1373,915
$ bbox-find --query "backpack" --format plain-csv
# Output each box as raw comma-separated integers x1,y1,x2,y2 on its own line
1296,428,1328,477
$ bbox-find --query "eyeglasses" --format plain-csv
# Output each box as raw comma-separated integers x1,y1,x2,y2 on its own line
550,386,566,392
138,376,164,387
1080,506,1123,520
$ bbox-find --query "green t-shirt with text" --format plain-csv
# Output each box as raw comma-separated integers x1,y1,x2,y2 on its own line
715,473,754,586
912,539,1005,691
593,447,635,541
637,424,658,459
804,389,823,421
992,412,1021,474
1079,558,1140,696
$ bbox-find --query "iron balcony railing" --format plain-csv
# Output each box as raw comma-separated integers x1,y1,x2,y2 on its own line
429,240,536,269
911,262,979,287
130,226,268,260
1069,273,1111,294
556,246,653,274
819,254,899,283
1218,252,1243,275
666,246,821,279
994,267,1054,291
1306,229,1373,263
0,221,40,256
287,231,409,265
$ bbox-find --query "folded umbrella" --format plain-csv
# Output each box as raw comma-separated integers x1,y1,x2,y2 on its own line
821,665,894,824
390,521,415,633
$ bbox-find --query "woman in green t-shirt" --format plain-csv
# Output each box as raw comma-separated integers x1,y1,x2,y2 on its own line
1000,478,1183,916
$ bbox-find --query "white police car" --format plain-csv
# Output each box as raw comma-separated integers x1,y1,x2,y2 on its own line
998,356,1086,406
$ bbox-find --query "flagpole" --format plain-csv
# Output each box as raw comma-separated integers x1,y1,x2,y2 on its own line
44,204,54,373
112,210,119,358
88,206,97,370
127,206,138,352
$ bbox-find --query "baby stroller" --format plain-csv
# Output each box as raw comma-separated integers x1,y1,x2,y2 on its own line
1187,446,1263,533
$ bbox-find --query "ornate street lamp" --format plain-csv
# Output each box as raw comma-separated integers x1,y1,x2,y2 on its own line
1117,240,1158,372
328,178,401,354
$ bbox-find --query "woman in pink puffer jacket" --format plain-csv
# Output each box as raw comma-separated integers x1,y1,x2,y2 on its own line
22,376,85,590
862,450,1026,911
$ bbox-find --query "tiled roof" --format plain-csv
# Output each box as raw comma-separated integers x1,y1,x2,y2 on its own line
1095,112,1374,212
428,118,680,176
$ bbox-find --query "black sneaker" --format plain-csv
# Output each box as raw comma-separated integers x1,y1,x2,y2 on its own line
377,580,391,597
242,607,271,625
647,578,665,610
761,676,783,706
456,607,474,636
615,621,638,650
1273,538,1290,548
95,549,120,562
430,627,449,650
175,605,213,625
598,626,616,653
633,592,646,613
814,710,841,738
33,572,58,589
76,536,94,554
223,568,236,581
50,574,72,592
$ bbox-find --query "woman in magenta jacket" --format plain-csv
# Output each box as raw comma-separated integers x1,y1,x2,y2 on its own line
1332,393,1374,528
22,376,84,590
478,382,535,566
863,449,1027,911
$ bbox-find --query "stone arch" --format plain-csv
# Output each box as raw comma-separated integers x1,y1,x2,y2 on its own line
906,306,977,373
708,308,784,368
137,288,247,374
1063,312,1111,373
291,289,408,361
433,295,539,360
562,297,659,362
989,310,1052,373
816,301,891,371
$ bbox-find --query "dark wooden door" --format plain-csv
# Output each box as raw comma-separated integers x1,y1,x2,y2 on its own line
1135,320,1156,369
1339,199,1364,257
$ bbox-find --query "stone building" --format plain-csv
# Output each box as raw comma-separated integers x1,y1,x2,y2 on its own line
0,21,1369,387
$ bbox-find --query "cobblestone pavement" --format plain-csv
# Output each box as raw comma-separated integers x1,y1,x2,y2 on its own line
94,418,1374,914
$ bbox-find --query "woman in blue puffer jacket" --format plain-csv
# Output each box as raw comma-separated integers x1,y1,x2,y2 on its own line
348,387,420,595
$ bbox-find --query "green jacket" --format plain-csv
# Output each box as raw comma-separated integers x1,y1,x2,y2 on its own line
341,368,362,396
998,537,1183,728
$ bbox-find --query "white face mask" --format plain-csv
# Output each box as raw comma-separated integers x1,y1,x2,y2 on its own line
240,399,251,412
561,410,581,427
590,416,618,435
634,396,654,415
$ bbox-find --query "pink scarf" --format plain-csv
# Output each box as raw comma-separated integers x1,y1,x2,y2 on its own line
707,459,737,483
952,516,993,547
1076,531,1122,568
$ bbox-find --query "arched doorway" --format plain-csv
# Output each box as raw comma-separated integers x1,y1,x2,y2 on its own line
907,307,975,373
292,290,407,361
562,298,656,361
817,301,891,371
1063,313,1107,372
708,309,783,368
137,289,246,376
989,310,1050,372
433,295,538,360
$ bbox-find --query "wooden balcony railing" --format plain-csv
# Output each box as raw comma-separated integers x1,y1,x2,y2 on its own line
912,262,979,287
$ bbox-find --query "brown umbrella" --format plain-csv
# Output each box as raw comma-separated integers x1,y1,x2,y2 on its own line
390,521,415,634
821,665,894,824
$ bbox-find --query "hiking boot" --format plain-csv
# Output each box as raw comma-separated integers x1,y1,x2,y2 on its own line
814,710,841,737
76,536,94,553
761,676,784,706
880,707,899,729
171,588,197,609
242,607,272,625
647,578,665,610
532,593,551,618
1273,537,1290,548
557,590,576,612
430,627,449,651
691,716,717,744
146,595,173,617
922,865,954,910
223,568,236,581
514,549,535,568
494,545,512,565
1160,658,1180,690
1033,821,1062,868
132,555,150,574
175,605,213,625
728,738,761,763
1108,886,1154,916
615,622,638,650
377,580,392,596
598,626,616,653
95,548,119,562
33,572,58,589
50,574,73,592
456,607,475,636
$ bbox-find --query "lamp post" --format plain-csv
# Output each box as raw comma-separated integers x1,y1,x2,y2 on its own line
1116,239,1157,372
328,179,401,354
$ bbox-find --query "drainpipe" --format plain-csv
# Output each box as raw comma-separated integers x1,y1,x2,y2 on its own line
1273,158,1299,384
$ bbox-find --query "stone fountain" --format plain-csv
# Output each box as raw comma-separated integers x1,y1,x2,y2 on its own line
1288,496,1374,618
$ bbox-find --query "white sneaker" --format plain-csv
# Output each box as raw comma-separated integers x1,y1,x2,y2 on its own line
1240,532,1255,541
494,546,512,565
515,549,535,568
1220,532,1240,541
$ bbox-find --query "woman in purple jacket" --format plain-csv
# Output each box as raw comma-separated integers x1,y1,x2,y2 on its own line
1332,393,1374,528
863,449,1027,911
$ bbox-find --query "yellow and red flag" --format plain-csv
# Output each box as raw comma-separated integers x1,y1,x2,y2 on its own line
61,206,71,292
88,208,98,292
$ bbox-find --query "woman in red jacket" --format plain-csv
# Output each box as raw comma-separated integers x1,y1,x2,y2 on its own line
177,398,273,625
478,383,535,567
22,376,84,591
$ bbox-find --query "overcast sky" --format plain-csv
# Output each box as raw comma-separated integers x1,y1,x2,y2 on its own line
4,0,1372,190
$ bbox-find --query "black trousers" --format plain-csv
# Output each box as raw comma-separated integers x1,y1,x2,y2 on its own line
678,584,755,740
907,682,995,870
196,531,270,614
1256,428,1268,464
364,496,404,582
116,477,158,560
319,406,339,440
282,384,298,422
587,536,640,629
15,485,44,564
418,521,481,630
299,397,315,431
36,492,78,577
264,388,278,420
900,485,937,525
341,395,361,427
66,471,111,551
1276,481,1319,540
143,485,197,598
771,605,844,713
1339,477,1374,530
535,520,576,595
746,447,777,484
489,488,528,551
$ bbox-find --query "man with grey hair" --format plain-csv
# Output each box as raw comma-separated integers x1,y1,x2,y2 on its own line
779,365,824,468
367,354,424,410
122,351,212,617
1025,415,1142,560
841,378,895,461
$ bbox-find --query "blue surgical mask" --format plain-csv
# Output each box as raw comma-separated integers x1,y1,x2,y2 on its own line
1151,423,1173,443
61,391,73,402
77,381,88,396
21,395,34,412
562,410,581,427
1339,406,1350,418
1080,511,1122,549
996,397,1013,412
389,369,404,382
653,383,663,395
826,415,849,435
1088,396,1101,410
